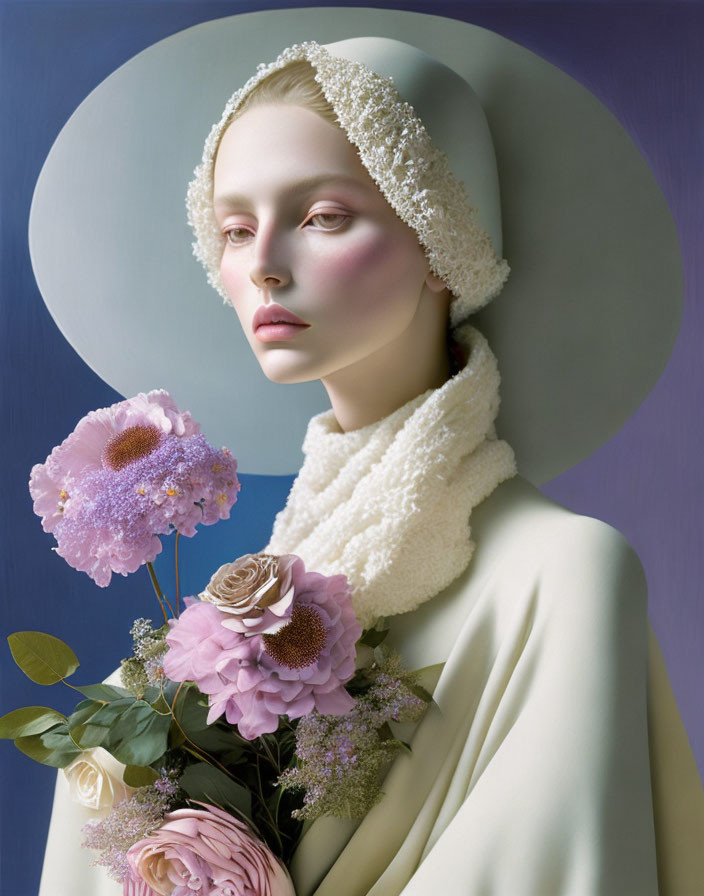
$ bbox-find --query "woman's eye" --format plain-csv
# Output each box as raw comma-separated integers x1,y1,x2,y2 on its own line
223,226,253,245
305,212,350,231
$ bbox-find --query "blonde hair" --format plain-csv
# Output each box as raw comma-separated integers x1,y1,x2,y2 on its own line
214,60,339,161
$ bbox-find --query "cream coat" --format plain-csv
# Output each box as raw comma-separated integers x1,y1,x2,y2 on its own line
39,477,704,895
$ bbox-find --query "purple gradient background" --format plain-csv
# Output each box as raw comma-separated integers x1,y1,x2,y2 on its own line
1,2,702,895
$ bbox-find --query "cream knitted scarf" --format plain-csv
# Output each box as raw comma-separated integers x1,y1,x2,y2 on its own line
264,324,517,629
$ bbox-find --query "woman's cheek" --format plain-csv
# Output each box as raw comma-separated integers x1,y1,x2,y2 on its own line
220,255,255,325
220,253,245,301
314,232,410,308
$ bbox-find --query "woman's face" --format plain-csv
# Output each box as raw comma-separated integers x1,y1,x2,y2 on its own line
212,103,445,384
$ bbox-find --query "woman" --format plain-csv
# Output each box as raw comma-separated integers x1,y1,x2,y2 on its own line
40,36,704,895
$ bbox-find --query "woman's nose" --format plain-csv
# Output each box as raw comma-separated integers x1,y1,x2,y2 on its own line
249,229,291,291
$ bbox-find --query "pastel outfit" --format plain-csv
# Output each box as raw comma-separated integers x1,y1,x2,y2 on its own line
39,329,704,895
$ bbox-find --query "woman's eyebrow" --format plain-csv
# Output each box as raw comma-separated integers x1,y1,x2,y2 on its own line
213,173,371,210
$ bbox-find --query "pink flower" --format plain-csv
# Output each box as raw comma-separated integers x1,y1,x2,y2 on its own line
29,390,240,586
123,876,159,896
124,803,294,896
164,556,362,740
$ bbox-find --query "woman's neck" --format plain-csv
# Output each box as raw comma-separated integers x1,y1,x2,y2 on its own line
321,310,451,433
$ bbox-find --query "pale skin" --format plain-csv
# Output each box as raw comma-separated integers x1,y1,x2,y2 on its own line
212,103,452,432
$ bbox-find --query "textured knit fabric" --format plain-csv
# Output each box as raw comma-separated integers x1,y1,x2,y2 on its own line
263,323,517,628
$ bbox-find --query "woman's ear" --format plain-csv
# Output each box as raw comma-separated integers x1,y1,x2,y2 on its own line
425,270,449,294
425,271,453,313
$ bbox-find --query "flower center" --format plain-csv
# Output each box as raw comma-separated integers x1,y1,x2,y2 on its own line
263,604,327,670
103,424,162,470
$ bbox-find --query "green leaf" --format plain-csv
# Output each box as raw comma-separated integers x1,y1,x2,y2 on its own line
149,692,171,715
89,698,136,725
74,684,131,702
69,697,136,749
67,699,114,749
15,723,82,768
194,725,246,755
408,683,433,704
377,722,394,742
0,707,67,739
179,762,252,820
174,686,245,755
141,686,162,704
161,679,181,703
7,632,79,685
69,724,108,749
359,628,389,648
67,699,105,730
103,700,171,766
123,765,159,787
168,725,186,750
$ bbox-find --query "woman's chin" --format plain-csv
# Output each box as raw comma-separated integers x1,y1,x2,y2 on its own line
258,358,323,386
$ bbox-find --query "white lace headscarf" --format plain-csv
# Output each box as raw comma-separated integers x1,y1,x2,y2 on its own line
185,39,509,328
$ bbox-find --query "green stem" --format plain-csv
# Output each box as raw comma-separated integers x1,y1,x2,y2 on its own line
174,531,181,617
167,682,249,789
256,753,284,854
272,784,285,830
146,562,174,620
258,735,280,774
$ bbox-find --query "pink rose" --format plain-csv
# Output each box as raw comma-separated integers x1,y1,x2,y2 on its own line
200,554,297,635
124,802,295,896
123,876,159,896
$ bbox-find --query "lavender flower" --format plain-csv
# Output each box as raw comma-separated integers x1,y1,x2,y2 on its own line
279,652,429,820
82,769,181,882
29,390,240,587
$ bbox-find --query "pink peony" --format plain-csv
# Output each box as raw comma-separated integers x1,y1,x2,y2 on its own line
164,556,362,739
124,802,295,896
29,390,240,586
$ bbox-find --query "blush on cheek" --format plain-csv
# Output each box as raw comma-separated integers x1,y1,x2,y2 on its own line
319,233,419,289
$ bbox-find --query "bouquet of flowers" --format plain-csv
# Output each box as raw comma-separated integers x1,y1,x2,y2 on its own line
1,390,429,895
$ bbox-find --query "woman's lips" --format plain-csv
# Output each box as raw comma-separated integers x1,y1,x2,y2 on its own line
254,323,310,343
252,303,310,343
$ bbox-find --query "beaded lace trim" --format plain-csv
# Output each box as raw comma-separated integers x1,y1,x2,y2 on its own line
186,42,510,326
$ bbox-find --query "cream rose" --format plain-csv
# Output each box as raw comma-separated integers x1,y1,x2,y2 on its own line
63,746,134,811
199,553,298,635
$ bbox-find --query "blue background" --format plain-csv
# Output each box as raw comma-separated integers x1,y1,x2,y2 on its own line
1,2,702,894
